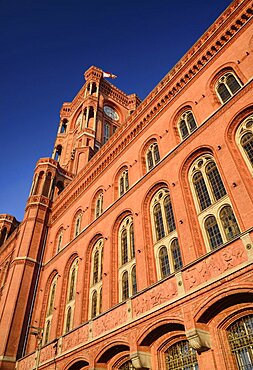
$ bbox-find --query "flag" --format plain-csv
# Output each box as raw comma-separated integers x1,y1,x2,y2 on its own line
102,71,117,79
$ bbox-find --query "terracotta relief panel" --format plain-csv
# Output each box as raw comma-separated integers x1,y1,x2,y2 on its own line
93,303,128,337
132,277,177,317
183,242,247,290
61,324,89,352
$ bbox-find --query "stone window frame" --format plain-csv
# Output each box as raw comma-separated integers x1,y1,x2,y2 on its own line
89,239,103,319
118,216,136,302
63,258,78,334
236,114,253,176
146,141,160,171
150,188,182,279
95,191,104,219
189,155,240,252
215,71,242,104
43,274,58,345
178,110,197,141
119,169,129,197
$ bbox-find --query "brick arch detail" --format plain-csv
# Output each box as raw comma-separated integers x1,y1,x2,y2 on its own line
178,146,215,257
110,210,133,306
63,356,89,370
225,104,253,202
137,316,185,346
194,284,253,324
141,181,170,285
81,233,103,322
56,252,79,337
95,339,130,363
39,269,58,330
139,134,161,175
171,103,195,144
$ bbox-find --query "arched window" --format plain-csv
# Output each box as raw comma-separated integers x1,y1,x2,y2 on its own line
56,228,64,253
90,239,103,318
206,161,226,201
95,192,103,219
73,211,82,238
91,291,97,319
216,72,242,104
236,114,253,174
159,246,170,278
64,259,78,333
165,340,199,369
204,216,223,250
193,172,211,211
118,216,137,301
227,315,253,369
220,205,240,241
171,238,183,271
151,189,183,279
103,122,110,143
43,275,57,345
178,110,197,140
131,265,137,295
122,271,129,300
189,155,240,251
146,142,160,171
154,203,165,240
119,170,129,196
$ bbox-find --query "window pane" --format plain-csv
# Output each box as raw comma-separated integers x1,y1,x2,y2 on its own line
171,239,183,271
180,120,189,139
164,195,176,233
99,288,102,314
227,315,253,370
95,198,101,218
220,206,240,241
68,268,76,302
91,291,97,318
205,216,223,249
166,341,199,370
226,74,241,95
206,162,226,201
48,282,56,316
122,271,129,300
217,82,231,103
121,229,128,265
130,223,135,259
159,246,170,278
65,307,72,333
125,171,129,191
44,320,50,345
187,112,197,132
132,265,137,295
154,144,160,164
147,150,154,170
241,132,253,165
93,251,99,284
120,176,124,196
193,172,211,211
154,203,165,240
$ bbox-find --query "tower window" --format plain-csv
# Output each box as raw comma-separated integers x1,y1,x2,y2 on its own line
216,72,242,103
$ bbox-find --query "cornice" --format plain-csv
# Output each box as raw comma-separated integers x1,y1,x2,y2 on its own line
50,0,253,223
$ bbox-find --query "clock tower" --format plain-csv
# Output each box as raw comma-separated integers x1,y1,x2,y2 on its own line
52,66,141,175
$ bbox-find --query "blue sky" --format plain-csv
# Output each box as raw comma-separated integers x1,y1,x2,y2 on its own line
0,0,232,221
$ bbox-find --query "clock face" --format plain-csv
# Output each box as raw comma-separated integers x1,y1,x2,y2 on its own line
104,106,119,121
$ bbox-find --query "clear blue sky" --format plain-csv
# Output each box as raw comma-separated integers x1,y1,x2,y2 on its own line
0,0,232,221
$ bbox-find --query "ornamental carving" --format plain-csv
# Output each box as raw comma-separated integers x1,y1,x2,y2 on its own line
184,243,247,290
61,325,89,352
132,277,177,317
93,303,128,337
40,343,56,363
17,353,35,370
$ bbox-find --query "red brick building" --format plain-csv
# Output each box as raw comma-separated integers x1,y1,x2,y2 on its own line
1,0,253,369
